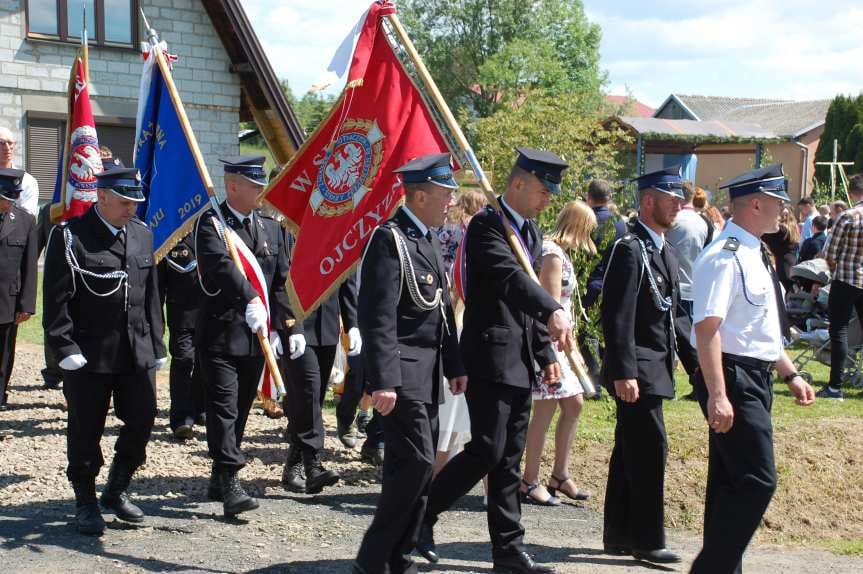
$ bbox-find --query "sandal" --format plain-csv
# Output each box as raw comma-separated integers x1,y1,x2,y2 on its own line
548,474,590,502
520,479,561,506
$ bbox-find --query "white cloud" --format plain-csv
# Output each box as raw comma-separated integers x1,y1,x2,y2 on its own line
586,0,863,105
240,0,368,96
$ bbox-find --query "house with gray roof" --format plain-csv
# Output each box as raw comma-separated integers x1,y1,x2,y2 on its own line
608,94,831,202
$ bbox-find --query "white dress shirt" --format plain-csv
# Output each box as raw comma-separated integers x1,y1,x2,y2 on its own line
690,219,783,361
15,167,38,217
401,205,429,237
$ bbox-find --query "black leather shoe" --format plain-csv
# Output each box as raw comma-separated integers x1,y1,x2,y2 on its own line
303,451,339,494
338,422,358,448
100,461,145,523
75,502,106,536
416,521,438,563
220,469,259,518
360,444,384,466
603,543,631,556
71,477,105,536
493,551,555,573
208,466,222,501
173,424,194,440
632,548,681,564
281,447,306,493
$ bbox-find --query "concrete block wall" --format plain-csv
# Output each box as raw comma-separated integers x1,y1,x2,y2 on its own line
0,0,240,196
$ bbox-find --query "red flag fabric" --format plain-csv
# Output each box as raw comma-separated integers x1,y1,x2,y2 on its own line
61,57,101,220
224,226,279,399
264,1,456,318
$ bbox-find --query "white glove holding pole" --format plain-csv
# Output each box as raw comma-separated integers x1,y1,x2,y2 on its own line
60,354,87,371
269,332,284,359
244,298,267,334
347,327,362,357
288,334,307,360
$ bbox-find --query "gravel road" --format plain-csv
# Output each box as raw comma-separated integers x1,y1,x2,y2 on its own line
1,343,861,573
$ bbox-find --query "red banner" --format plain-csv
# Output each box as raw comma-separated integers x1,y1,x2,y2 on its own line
264,1,455,318
60,57,101,221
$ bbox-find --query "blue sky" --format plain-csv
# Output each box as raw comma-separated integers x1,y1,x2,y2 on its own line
242,0,863,107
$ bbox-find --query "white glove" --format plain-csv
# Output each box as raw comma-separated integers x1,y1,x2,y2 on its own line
60,354,87,371
288,334,307,360
244,299,268,334
347,327,362,357
269,332,283,359
155,357,168,370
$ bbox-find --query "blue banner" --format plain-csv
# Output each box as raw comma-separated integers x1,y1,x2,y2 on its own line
135,59,208,261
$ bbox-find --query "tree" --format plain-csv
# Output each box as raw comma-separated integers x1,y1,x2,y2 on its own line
815,94,863,183
279,79,338,135
400,0,605,117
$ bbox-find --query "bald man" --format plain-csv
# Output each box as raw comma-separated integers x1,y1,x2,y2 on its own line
0,127,38,217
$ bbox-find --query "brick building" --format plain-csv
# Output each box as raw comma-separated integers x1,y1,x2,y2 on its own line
0,0,302,203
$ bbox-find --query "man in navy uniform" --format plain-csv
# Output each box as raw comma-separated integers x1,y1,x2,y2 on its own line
281,272,359,494
419,148,573,574
0,168,38,409
600,166,683,564
690,165,815,573
195,156,292,518
158,231,206,439
353,153,466,574
43,167,167,536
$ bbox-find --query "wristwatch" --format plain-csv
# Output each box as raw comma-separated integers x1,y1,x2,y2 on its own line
783,372,800,383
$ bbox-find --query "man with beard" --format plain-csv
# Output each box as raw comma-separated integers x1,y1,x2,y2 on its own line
689,165,815,573
600,166,684,565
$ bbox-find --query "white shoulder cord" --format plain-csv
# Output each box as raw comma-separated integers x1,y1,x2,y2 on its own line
62,226,129,310
389,227,449,335
196,215,223,297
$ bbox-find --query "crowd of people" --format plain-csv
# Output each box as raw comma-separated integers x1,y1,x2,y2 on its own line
0,117,857,573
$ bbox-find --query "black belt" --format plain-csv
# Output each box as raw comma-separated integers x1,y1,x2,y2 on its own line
722,353,775,373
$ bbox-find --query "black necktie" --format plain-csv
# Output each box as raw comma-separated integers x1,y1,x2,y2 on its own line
243,217,256,248
116,229,125,246
761,245,791,341
0,213,5,225
520,221,533,253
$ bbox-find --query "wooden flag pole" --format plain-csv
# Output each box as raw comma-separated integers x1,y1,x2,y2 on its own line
385,13,595,395
143,20,286,397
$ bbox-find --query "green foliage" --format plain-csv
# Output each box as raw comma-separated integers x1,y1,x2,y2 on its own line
279,79,338,135
470,89,631,230
815,93,863,184
400,0,605,117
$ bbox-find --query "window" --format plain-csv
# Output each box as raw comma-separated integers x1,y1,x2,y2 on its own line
26,113,136,204
26,0,138,47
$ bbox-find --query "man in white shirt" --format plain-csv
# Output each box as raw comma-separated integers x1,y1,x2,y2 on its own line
690,164,815,573
0,127,39,217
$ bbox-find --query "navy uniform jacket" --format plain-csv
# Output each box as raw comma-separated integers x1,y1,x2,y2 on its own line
601,220,679,399
0,205,38,324
158,232,202,331
43,207,166,374
459,203,561,389
359,207,464,405
194,202,291,357
300,273,358,347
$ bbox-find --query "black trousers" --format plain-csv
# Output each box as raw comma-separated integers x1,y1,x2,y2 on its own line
356,400,438,574
62,368,157,480
168,328,205,430
827,280,863,388
427,378,532,556
691,357,777,574
336,353,385,449
0,322,17,403
199,353,263,471
283,344,337,454
603,395,668,551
